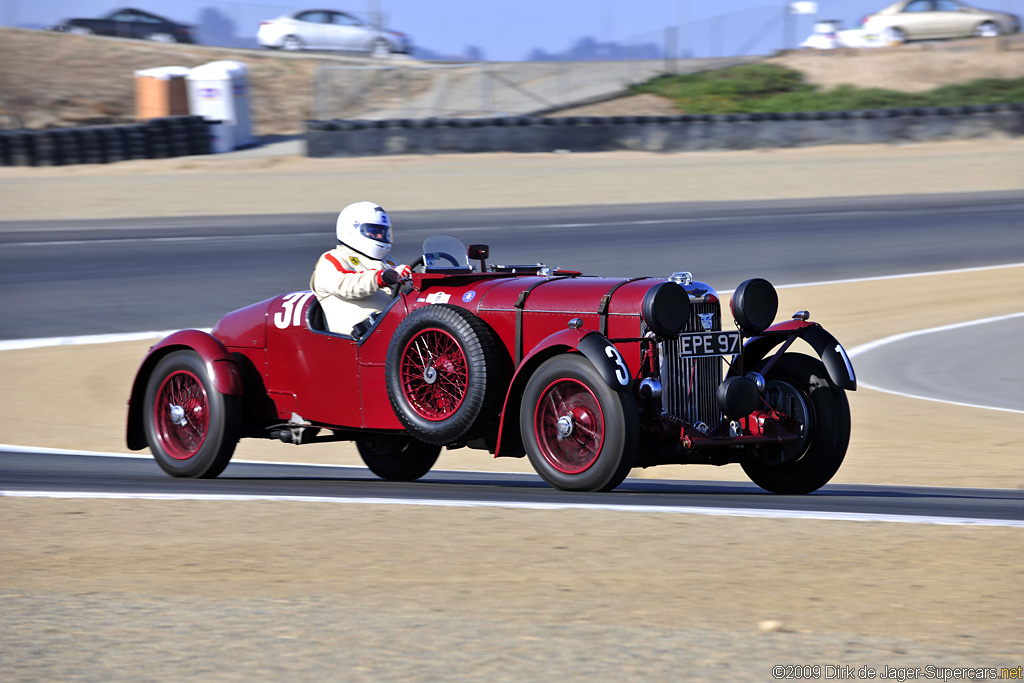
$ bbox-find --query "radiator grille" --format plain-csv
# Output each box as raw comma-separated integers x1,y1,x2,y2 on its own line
661,301,725,429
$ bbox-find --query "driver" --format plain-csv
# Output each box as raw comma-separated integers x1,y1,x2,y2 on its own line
310,201,411,336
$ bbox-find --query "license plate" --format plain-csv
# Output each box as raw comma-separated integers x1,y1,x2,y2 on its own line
676,331,741,357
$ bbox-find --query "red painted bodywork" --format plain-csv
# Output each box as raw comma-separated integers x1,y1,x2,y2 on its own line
128,271,663,444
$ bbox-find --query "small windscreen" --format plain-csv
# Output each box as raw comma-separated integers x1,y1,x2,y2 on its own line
422,234,470,271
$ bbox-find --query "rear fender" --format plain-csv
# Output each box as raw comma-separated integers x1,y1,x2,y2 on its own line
493,329,631,458
741,321,857,391
126,330,243,450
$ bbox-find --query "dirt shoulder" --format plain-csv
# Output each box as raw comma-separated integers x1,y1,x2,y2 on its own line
1,139,1022,220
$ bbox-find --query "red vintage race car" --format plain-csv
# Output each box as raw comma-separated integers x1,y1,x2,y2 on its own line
126,234,856,493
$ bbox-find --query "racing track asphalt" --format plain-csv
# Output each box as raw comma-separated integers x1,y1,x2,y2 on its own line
3,450,1022,525
2,189,1022,409
1,191,1022,517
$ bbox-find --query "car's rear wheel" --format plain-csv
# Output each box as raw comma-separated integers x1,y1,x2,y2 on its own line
356,435,441,481
68,27,94,36
371,38,392,58
147,32,177,43
740,353,850,494
975,21,1001,37
521,354,637,492
386,305,503,445
282,35,304,51
143,350,240,478
884,26,907,44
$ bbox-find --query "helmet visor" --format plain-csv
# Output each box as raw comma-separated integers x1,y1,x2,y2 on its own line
360,222,390,243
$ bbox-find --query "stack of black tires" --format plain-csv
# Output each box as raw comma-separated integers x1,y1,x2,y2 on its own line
0,115,211,166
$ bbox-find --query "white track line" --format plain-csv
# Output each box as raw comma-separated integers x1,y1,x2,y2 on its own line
5,447,1020,528
848,312,1024,415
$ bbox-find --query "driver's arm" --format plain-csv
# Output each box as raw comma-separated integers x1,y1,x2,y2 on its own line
312,254,387,300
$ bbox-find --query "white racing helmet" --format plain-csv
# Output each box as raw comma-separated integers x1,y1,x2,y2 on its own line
336,201,392,260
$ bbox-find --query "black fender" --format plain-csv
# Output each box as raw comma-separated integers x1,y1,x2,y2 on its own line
493,329,632,458
576,332,633,393
741,321,857,391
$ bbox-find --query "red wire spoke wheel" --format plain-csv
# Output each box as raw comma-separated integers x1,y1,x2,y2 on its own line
399,328,469,420
386,304,503,445
143,350,239,478
533,378,605,475
520,354,637,492
152,368,210,460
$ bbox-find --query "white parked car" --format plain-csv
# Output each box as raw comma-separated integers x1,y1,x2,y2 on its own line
257,9,411,56
863,0,1019,44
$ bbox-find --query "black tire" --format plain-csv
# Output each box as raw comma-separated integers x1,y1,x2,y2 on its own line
282,35,304,51
975,21,1001,38
520,354,638,492
385,304,502,445
143,350,240,478
371,38,392,58
741,353,851,494
356,435,442,481
885,26,907,44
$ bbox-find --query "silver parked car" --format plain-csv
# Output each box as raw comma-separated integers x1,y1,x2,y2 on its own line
863,0,1020,43
257,9,411,56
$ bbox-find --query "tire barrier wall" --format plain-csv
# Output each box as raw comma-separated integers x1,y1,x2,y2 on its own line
0,116,212,167
305,103,1024,157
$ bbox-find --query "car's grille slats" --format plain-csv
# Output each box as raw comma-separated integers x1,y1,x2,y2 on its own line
661,302,724,429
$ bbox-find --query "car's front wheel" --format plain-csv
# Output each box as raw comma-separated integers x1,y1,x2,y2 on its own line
356,435,441,481
520,354,638,492
740,353,850,494
143,350,240,478
147,32,177,43
975,21,1001,38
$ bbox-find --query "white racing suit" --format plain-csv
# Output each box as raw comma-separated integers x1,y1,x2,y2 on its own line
310,244,394,336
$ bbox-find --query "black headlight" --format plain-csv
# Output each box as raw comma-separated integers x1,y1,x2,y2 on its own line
730,278,778,336
641,281,691,338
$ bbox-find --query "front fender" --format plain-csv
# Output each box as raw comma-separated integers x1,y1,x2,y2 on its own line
126,330,243,450
742,321,857,391
493,329,631,458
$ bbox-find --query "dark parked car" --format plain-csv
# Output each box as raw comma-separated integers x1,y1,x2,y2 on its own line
49,8,195,44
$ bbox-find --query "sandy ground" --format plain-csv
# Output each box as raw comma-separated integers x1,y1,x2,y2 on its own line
2,141,1023,678
1,139,1023,220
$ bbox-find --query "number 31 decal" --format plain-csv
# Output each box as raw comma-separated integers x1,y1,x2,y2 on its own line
273,292,315,329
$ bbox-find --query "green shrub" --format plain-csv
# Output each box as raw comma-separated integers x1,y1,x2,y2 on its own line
630,64,1024,113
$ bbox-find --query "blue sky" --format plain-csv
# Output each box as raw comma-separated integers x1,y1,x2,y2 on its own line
6,0,1022,60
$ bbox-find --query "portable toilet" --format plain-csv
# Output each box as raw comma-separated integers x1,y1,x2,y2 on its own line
186,60,254,150
134,66,191,120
